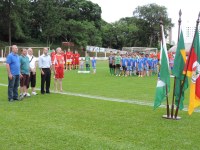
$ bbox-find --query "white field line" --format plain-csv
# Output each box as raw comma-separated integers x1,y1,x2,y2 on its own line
0,83,199,113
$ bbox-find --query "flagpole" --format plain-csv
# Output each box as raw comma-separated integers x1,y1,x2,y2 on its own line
160,17,170,118
174,12,200,119
171,10,182,118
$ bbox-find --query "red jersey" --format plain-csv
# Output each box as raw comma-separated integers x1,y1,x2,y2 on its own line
51,52,56,62
74,53,80,61
74,53,80,65
65,51,73,59
71,53,75,65
53,54,65,68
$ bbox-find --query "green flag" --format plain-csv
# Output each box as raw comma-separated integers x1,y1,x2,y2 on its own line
154,25,170,109
172,31,188,110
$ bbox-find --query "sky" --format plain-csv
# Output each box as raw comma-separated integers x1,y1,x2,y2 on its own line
89,0,200,43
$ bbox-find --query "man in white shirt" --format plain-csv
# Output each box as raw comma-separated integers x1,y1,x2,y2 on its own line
27,48,37,95
38,47,52,94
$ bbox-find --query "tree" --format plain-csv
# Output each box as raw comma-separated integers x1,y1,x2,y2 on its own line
0,0,30,44
133,3,173,47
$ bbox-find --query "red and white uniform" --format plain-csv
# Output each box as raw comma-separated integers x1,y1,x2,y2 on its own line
65,51,73,64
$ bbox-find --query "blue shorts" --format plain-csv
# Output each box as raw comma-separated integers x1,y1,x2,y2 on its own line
138,67,143,72
132,66,136,71
127,66,132,71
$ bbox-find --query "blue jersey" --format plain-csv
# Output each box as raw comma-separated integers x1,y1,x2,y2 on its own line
143,57,148,67
92,59,96,67
131,58,136,67
121,57,127,66
147,58,153,67
126,58,132,66
153,59,158,67
137,58,144,68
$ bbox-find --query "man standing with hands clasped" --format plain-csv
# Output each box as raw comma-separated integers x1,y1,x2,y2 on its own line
6,45,20,102
38,47,52,94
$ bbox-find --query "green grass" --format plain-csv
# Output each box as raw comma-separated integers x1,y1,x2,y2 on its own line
0,61,199,149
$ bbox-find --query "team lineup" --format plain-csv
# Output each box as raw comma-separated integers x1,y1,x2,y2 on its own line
5,45,175,102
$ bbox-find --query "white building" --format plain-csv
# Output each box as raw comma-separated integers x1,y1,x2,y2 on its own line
182,21,200,43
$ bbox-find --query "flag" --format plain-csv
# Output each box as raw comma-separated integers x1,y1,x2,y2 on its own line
154,25,170,109
184,30,200,115
172,31,188,110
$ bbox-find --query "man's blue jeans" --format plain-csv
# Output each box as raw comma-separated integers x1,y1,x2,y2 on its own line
8,75,19,100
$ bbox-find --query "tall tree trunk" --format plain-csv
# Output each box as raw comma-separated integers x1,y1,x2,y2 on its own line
149,34,153,47
8,0,12,46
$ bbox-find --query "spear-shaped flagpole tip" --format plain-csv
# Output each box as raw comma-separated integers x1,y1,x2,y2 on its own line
178,9,182,25
197,12,200,23
179,9,182,17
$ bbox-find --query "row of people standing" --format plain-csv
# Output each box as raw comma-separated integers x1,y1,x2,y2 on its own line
6,46,66,102
50,49,80,71
6,45,38,101
108,51,159,77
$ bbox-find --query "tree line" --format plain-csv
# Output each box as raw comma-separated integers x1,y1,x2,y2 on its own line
0,0,173,49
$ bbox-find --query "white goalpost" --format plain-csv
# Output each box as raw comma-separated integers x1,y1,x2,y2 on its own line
4,46,50,58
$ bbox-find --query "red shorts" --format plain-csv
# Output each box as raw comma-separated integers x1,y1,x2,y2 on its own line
55,67,64,79
75,60,79,65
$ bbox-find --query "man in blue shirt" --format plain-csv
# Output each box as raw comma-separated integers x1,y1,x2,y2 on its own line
6,45,20,102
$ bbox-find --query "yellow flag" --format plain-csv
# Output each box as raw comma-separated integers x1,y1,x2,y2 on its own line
188,82,200,115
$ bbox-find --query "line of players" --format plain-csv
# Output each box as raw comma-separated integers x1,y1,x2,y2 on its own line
108,51,159,77
50,48,80,70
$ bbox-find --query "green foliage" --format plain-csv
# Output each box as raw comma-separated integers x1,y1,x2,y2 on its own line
133,3,174,47
0,1,173,50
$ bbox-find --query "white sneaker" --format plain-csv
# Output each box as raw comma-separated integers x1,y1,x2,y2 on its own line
32,92,37,95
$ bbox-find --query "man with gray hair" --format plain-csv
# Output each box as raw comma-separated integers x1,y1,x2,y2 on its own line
27,48,37,95
6,45,20,102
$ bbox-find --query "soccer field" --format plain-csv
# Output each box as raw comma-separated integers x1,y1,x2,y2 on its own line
0,61,199,149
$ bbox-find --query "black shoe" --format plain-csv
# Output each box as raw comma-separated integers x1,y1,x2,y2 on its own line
41,92,45,94
13,98,19,101
8,99,14,102
46,92,50,94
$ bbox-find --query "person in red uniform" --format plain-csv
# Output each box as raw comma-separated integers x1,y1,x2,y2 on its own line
50,49,56,64
65,48,73,70
74,50,80,70
71,52,75,70
61,50,66,69
53,47,65,92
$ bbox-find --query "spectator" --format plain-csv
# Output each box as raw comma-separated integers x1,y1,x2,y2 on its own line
6,45,20,102
27,48,37,95
38,48,52,94
19,49,30,98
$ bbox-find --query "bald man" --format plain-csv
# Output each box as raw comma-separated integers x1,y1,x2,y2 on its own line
6,45,21,101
